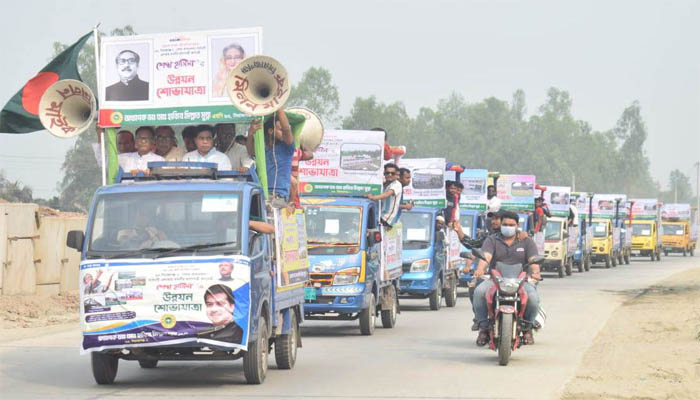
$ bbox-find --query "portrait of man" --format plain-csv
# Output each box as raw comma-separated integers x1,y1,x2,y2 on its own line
219,261,235,281
106,49,150,101
197,284,244,344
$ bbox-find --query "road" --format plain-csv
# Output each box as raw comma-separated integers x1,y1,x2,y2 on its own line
1,255,698,400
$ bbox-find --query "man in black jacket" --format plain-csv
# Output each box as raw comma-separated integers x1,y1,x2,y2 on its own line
106,50,149,101
197,284,244,344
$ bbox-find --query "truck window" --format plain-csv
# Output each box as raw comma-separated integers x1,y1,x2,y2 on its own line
86,191,241,258
662,224,684,235
632,223,652,236
250,192,262,220
305,205,362,255
460,214,475,237
400,212,432,249
592,221,607,237
544,220,561,240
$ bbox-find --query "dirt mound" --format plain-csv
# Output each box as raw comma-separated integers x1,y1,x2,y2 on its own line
0,293,79,329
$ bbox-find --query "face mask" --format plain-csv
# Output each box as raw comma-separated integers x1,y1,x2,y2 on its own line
501,226,517,237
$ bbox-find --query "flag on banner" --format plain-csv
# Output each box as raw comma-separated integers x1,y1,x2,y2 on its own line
0,32,92,133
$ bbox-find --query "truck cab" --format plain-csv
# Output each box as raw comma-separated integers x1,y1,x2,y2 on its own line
631,220,662,261
542,216,572,277
301,196,399,335
590,218,615,268
458,209,482,287
662,220,695,256
67,165,304,385
398,207,458,310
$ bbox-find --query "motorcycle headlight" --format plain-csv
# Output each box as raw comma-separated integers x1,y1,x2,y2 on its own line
333,267,360,285
410,259,430,273
499,278,520,295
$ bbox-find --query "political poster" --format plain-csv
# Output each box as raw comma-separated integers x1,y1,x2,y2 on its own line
401,158,446,207
446,229,462,270
381,223,403,281
629,198,660,220
459,169,488,211
543,186,571,217
591,194,627,218
497,174,536,211
573,192,592,216
660,203,691,220
80,255,251,353
299,130,384,196
97,28,263,127
273,207,310,291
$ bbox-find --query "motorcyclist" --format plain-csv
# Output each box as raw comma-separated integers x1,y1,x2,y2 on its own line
470,210,542,346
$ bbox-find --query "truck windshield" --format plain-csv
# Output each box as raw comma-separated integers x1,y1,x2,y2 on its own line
544,220,562,240
662,224,684,235
400,212,432,249
460,214,475,237
305,205,362,251
592,222,608,237
632,223,652,236
87,191,241,259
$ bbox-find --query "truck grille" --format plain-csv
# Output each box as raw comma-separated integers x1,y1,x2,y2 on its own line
402,263,412,273
309,273,334,287
631,243,644,250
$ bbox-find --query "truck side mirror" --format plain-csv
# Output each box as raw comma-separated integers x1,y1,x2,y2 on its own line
66,230,84,252
436,230,445,242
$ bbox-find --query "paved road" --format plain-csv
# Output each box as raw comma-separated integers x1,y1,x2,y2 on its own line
1,255,698,400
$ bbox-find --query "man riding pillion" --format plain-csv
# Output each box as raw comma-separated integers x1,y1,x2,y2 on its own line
468,210,542,346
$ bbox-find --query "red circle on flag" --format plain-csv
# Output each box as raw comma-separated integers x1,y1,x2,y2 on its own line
21,72,60,115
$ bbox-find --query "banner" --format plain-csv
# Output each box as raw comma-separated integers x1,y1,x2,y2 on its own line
401,158,446,207
446,229,462,270
274,208,310,291
534,231,545,256
80,255,251,353
543,186,571,217
497,174,536,211
590,194,627,218
98,28,263,127
381,223,403,281
574,192,592,216
459,169,488,211
629,198,660,220
567,226,578,254
299,130,384,196
660,203,691,220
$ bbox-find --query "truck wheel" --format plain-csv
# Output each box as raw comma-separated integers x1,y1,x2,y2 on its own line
649,252,654,262
444,277,458,308
690,247,694,257
359,293,376,335
611,254,617,267
557,262,564,278
497,313,513,366
274,310,298,369
656,251,662,261
624,253,630,264
682,248,687,257
429,279,442,310
565,258,572,276
380,286,398,329
91,352,118,385
577,258,584,273
138,359,158,369
664,250,668,257
584,255,590,271
618,253,624,265
243,316,269,384
604,255,611,269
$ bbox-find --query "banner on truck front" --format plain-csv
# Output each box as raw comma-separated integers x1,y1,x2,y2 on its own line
401,158,446,207
497,174,536,211
80,255,251,353
98,28,263,127
590,194,627,218
459,169,488,211
299,130,384,196
381,223,403,281
542,186,571,217
660,203,691,220
273,207,310,291
629,198,660,220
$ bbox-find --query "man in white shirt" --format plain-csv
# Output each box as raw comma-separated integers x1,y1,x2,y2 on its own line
366,163,403,228
487,184,502,214
154,125,186,161
118,126,165,174
226,135,254,172
182,125,232,170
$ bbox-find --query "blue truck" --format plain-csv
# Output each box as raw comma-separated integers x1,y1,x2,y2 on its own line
67,163,305,384
398,207,459,310
457,209,483,288
301,196,401,335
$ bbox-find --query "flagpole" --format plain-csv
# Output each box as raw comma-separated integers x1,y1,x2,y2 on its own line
92,24,106,186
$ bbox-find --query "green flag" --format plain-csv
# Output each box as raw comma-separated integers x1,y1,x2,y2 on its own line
0,31,92,133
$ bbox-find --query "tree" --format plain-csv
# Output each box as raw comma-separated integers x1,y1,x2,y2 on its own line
0,170,33,203
54,26,136,212
659,169,694,203
610,101,656,196
287,67,341,127
342,96,413,146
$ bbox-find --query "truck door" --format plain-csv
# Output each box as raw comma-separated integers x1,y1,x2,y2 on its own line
366,204,380,278
248,191,271,326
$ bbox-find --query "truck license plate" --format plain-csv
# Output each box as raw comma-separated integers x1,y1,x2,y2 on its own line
304,287,317,300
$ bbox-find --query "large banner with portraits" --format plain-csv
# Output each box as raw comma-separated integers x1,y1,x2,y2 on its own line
660,203,691,220
542,186,571,217
496,174,536,211
459,169,488,211
629,198,660,220
80,255,251,353
97,28,262,127
273,207,310,292
590,194,627,218
401,158,446,208
298,130,384,196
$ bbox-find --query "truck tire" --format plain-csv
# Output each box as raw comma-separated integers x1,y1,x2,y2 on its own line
565,258,572,276
359,293,376,335
244,316,269,384
682,248,687,257
577,258,584,273
690,247,695,257
584,255,590,271
649,252,654,262
429,279,442,310
618,253,624,265
624,252,630,264
656,250,662,261
611,254,617,267
138,360,158,368
498,313,513,366
274,310,298,369
444,277,458,308
557,262,564,278
380,286,398,328
91,352,118,385
604,255,611,269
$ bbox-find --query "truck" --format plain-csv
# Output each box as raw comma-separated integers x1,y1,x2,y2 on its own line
660,203,696,256
629,199,663,261
590,218,615,268
68,164,306,384
541,186,575,277
298,129,401,335
588,194,627,268
571,192,592,272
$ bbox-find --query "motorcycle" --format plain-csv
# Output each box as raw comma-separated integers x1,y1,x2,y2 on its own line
465,250,544,366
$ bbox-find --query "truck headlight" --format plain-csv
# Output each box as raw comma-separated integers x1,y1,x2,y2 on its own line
333,267,360,285
410,259,430,273
551,250,559,257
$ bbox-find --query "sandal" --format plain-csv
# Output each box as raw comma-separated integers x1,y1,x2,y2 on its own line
522,330,535,345
476,330,489,347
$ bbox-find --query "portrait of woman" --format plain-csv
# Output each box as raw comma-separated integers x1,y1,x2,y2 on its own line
212,43,246,98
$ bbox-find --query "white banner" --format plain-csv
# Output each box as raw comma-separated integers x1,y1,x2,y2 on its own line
401,158,446,208
542,186,571,217
381,223,403,281
446,229,462,270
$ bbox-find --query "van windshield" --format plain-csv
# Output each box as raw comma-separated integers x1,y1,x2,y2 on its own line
544,220,562,240
87,191,241,259
400,212,432,249
460,214,475,237
592,221,608,237
632,223,652,236
305,205,362,251
662,224,684,235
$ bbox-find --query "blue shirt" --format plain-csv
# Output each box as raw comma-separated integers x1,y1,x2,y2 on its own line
265,139,295,199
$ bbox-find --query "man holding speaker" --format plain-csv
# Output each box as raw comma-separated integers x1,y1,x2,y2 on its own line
118,127,164,175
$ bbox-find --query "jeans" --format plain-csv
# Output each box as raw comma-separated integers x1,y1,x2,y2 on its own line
473,280,540,330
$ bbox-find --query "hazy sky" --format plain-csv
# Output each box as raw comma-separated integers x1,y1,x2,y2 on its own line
1,0,699,198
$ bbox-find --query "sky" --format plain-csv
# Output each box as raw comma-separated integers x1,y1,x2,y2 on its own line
1,0,699,198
